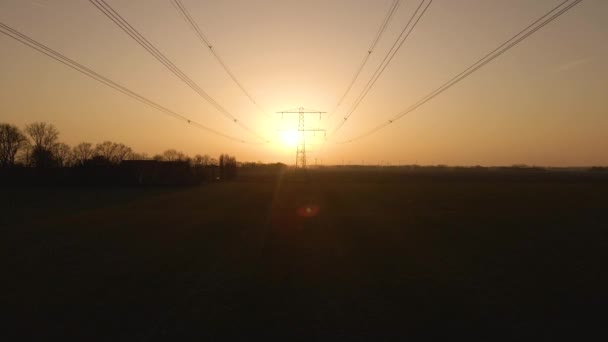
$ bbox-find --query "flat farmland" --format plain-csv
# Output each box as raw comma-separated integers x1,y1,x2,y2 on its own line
2,168,607,340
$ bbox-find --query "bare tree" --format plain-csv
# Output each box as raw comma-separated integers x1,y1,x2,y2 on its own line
0,123,28,168
162,149,188,162
219,154,237,180
94,141,117,162
53,143,72,167
94,141,132,164
25,122,59,150
25,122,60,168
192,154,203,167
72,142,94,166
192,154,210,167
113,143,132,163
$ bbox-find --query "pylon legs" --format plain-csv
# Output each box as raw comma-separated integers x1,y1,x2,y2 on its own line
296,109,306,168
296,141,306,168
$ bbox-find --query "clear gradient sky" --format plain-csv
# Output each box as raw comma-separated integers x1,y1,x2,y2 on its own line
1,0,606,166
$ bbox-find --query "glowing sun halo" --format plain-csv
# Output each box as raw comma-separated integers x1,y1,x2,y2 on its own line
279,130,299,147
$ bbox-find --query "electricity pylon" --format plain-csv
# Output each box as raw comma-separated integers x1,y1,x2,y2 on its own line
277,107,326,168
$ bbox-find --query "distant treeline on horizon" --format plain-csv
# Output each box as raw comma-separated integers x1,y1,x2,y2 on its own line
2,121,604,176
0,121,238,168
0,121,273,185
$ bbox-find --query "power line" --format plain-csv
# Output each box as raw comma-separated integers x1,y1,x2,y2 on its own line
89,0,218,116
171,0,273,120
327,0,401,119
331,0,431,136
336,0,583,144
89,0,269,142
330,0,433,138
0,22,253,144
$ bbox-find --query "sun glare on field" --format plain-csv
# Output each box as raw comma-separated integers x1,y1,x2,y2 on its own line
279,130,299,147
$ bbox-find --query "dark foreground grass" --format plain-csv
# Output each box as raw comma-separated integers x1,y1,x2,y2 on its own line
1,169,607,340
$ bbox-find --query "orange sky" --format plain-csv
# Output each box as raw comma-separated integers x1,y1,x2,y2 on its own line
1,0,606,166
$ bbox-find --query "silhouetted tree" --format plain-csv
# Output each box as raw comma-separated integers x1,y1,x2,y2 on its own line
161,149,188,162
72,142,94,166
219,153,237,180
53,143,72,167
113,143,132,163
25,122,59,150
0,123,28,168
192,154,211,167
94,141,116,161
94,141,132,164
25,122,60,168
29,148,56,168
191,155,201,167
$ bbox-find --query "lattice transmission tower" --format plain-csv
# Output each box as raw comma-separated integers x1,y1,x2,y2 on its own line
277,107,326,168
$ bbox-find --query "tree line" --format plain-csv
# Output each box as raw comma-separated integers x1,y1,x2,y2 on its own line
0,122,227,169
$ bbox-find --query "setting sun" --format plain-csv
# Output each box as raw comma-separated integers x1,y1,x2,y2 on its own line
279,130,299,147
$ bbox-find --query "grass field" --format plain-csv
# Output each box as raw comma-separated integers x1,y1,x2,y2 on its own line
2,168,607,340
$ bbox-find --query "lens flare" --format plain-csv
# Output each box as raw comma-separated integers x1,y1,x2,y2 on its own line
297,204,320,218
